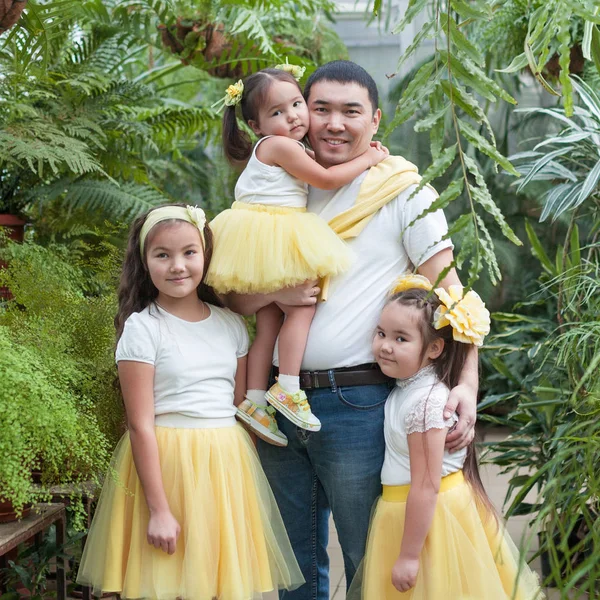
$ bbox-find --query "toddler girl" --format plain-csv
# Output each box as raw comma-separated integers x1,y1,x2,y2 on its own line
207,67,388,446
77,204,303,599
349,274,543,599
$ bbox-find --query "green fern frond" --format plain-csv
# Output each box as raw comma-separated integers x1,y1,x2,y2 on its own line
45,179,170,219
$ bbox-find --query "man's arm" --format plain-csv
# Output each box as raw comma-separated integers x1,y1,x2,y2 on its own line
225,280,320,316
417,247,479,451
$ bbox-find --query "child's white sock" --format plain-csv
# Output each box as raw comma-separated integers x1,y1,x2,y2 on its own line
246,389,268,406
278,374,300,394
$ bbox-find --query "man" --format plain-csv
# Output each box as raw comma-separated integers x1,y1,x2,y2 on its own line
228,61,478,599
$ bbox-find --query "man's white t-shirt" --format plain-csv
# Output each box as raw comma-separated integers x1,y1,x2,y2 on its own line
281,171,453,371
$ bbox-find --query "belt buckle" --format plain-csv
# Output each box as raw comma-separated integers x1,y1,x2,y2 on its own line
312,371,320,389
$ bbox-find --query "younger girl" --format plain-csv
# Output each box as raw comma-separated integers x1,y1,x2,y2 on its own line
349,274,543,599
206,68,388,446
77,205,303,599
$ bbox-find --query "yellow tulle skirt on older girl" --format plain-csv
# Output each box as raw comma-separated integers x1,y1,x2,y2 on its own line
348,471,543,600
77,421,304,600
206,201,353,294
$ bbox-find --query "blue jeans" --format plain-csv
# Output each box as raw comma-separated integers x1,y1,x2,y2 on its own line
257,381,390,600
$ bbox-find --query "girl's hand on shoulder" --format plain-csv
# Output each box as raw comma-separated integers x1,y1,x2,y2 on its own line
147,509,181,555
391,555,419,592
305,147,316,160
366,143,389,167
370,140,389,154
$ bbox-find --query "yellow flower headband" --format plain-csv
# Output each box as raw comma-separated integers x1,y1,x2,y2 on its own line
274,58,306,82
212,62,305,113
139,205,206,257
389,274,491,346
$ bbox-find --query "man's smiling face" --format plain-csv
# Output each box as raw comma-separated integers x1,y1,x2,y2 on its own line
306,80,381,168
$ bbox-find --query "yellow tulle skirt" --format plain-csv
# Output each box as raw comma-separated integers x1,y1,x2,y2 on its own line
206,202,353,294
348,471,543,600
77,423,304,600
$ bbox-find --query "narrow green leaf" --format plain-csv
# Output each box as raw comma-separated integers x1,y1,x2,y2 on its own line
440,12,484,66
395,20,434,73
392,0,430,34
490,356,519,384
525,220,555,275
386,62,437,133
557,9,574,116
450,0,490,19
569,224,580,267
406,144,457,203
459,120,520,176
583,20,594,61
414,103,449,132
474,213,500,284
591,24,600,75
440,79,495,143
404,179,464,230
576,157,600,207
429,86,445,160
464,156,521,245
445,213,472,238
497,52,529,74
442,51,517,105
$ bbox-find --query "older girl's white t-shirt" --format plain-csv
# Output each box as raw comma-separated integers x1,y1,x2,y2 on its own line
116,304,249,425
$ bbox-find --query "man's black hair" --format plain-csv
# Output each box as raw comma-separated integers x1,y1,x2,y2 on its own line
304,60,379,114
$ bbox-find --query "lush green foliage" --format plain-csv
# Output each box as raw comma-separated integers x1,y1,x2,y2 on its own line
0,236,123,518
0,0,345,224
0,1,221,220
382,0,600,289
478,79,600,594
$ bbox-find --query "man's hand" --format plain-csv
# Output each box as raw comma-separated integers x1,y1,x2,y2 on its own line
271,279,320,307
444,382,477,452
391,555,419,592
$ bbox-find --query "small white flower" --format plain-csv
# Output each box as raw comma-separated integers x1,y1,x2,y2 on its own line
186,205,206,231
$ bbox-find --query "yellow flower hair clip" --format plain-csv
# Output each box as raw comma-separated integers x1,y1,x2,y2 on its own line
389,274,490,346
389,273,433,295
212,79,244,112
433,286,490,347
274,58,306,82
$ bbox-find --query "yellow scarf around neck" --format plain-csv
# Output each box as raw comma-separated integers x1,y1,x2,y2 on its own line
320,156,436,301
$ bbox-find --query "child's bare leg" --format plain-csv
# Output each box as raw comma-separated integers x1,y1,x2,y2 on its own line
247,303,284,397
276,304,316,391
266,303,320,431
238,304,288,447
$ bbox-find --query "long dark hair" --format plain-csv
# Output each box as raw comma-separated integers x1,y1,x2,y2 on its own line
222,68,302,164
115,204,222,341
387,287,497,521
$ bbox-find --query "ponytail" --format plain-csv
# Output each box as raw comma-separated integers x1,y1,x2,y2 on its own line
222,105,252,165
220,68,303,166
463,438,499,526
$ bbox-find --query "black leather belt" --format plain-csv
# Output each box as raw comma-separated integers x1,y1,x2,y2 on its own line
273,363,391,390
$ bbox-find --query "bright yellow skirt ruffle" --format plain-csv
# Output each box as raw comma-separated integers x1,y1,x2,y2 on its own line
77,423,304,600
206,202,353,294
349,471,544,600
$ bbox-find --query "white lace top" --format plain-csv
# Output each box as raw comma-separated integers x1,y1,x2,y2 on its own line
380,365,467,486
